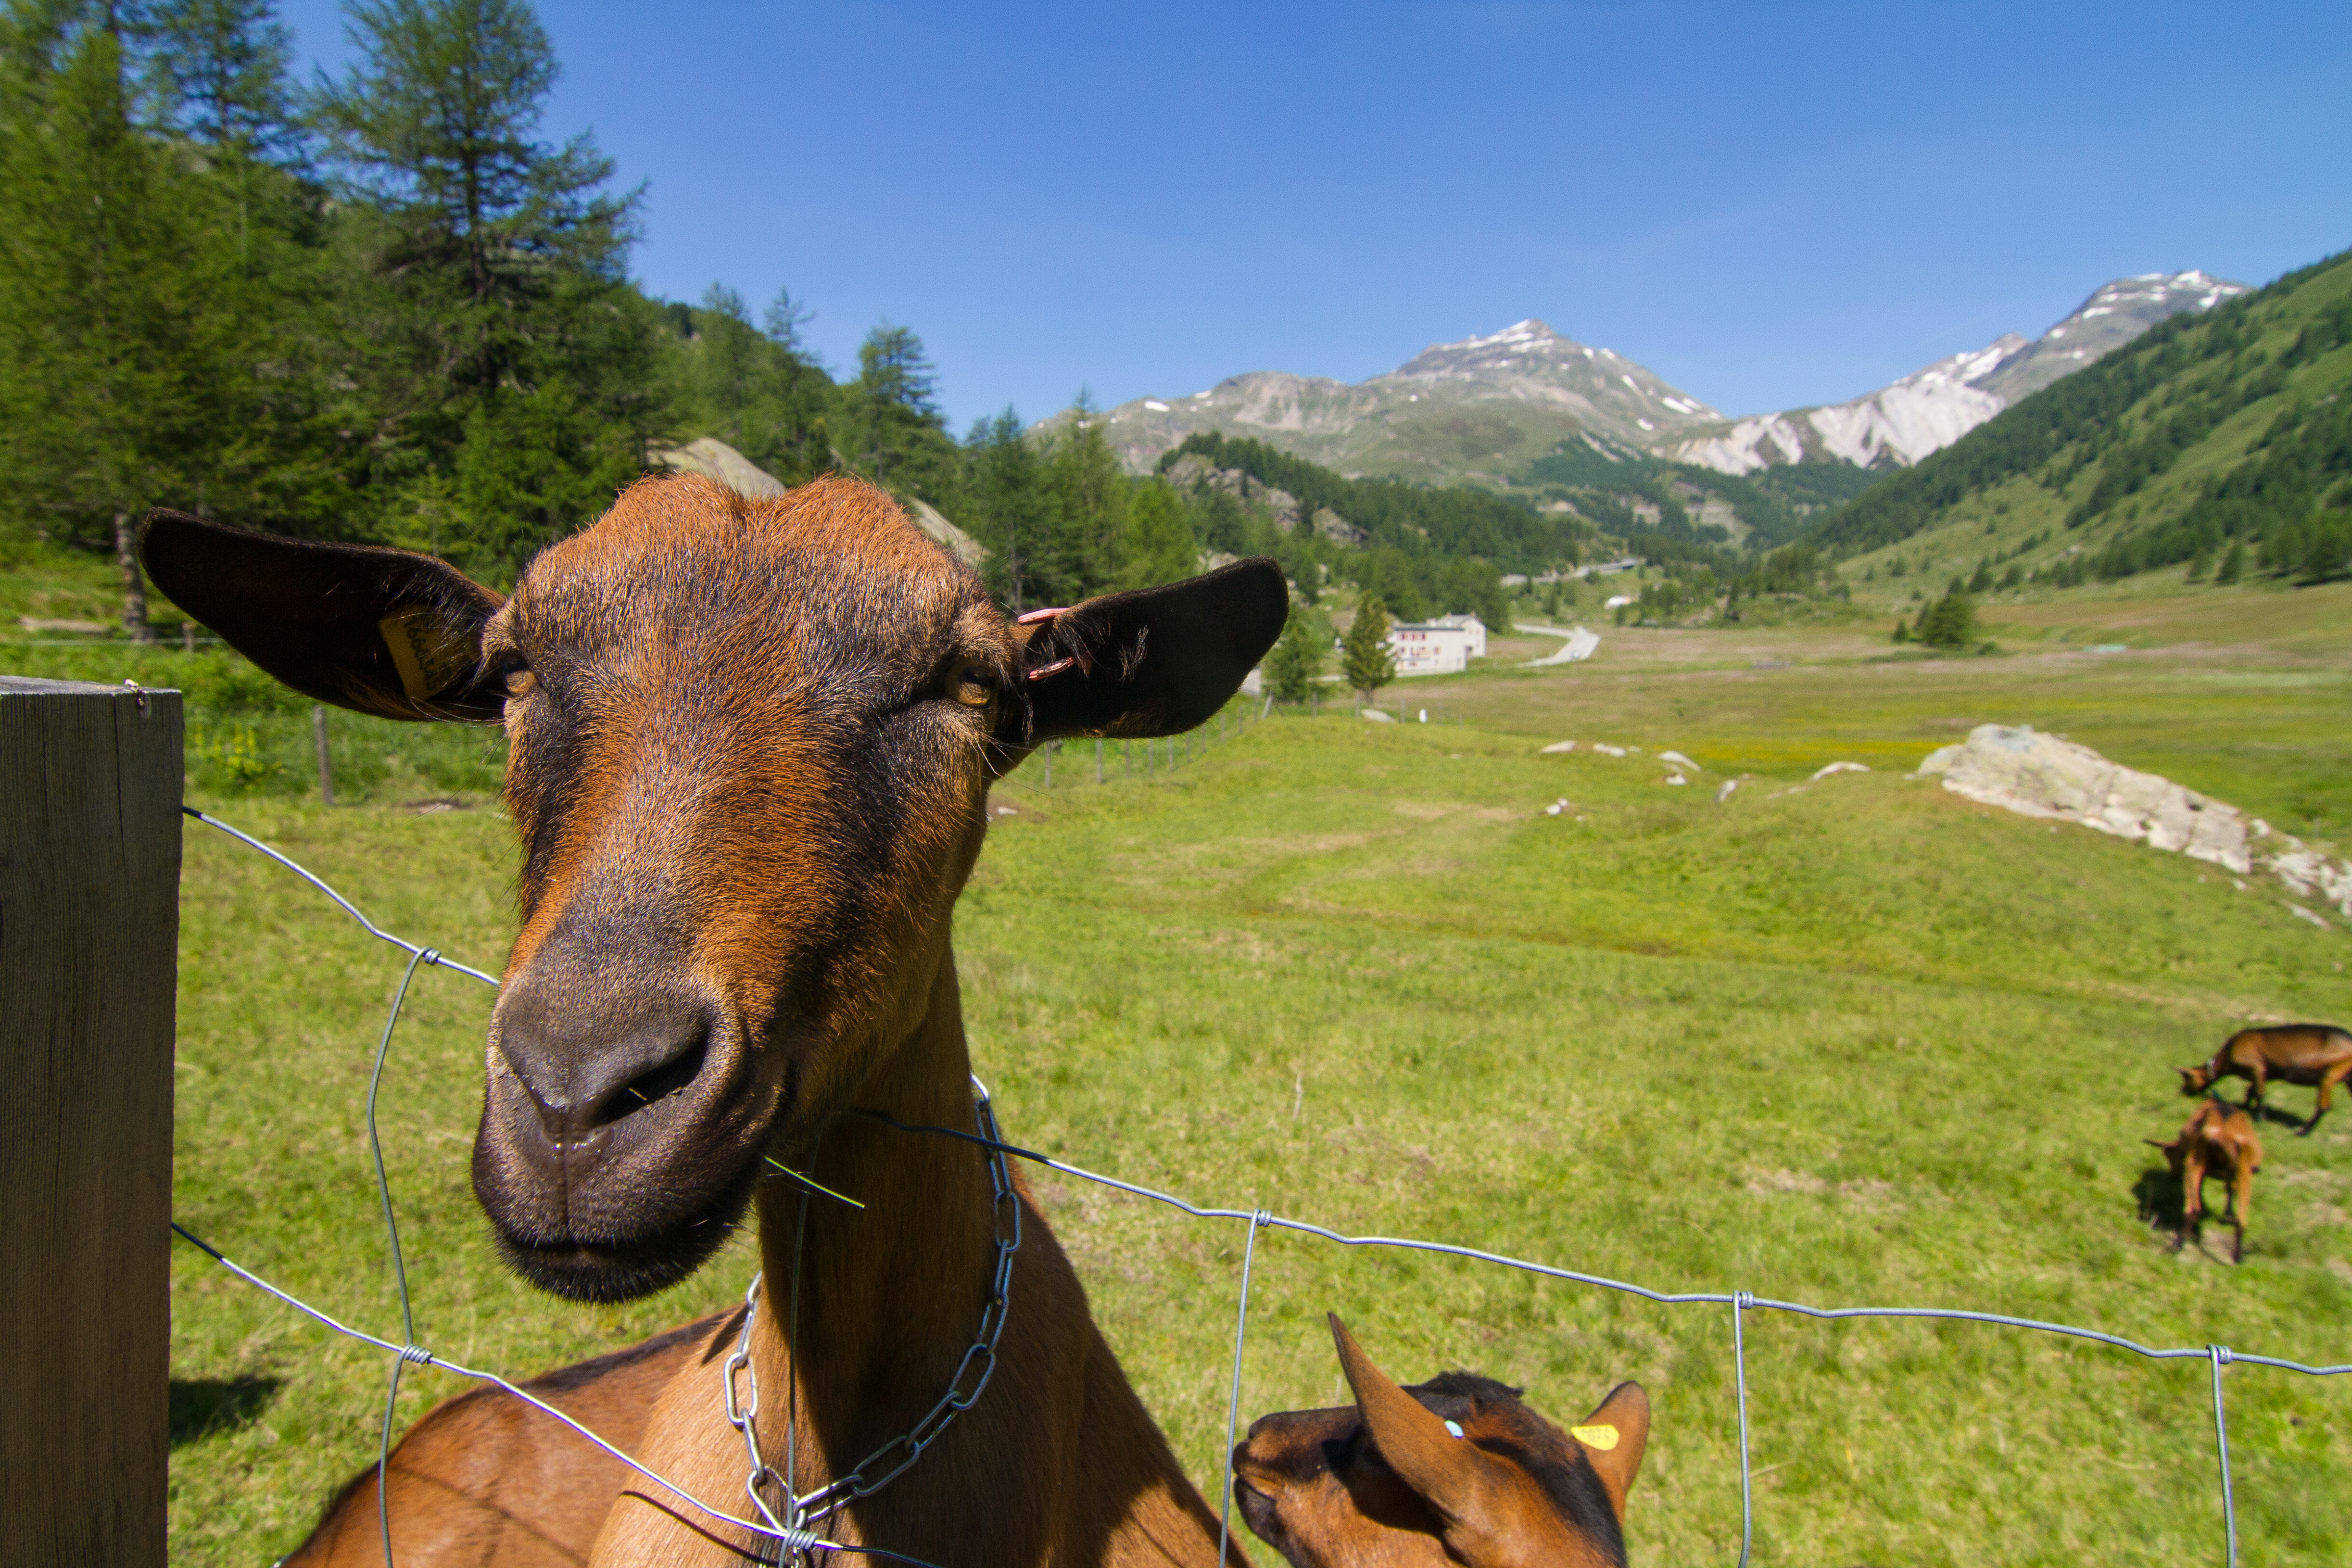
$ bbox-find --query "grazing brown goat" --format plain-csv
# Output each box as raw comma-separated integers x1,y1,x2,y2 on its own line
143,473,1285,1568
1232,1316,1647,1568
2149,1100,2264,1262
2173,1024,2342,1133
286,1315,721,1566
2177,1023,2352,1134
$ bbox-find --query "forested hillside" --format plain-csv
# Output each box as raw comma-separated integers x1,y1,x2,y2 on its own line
0,0,1250,618
1802,250,2352,587
1157,432,1852,628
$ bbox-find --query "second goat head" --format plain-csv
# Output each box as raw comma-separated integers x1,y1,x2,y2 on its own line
1232,1314,1648,1568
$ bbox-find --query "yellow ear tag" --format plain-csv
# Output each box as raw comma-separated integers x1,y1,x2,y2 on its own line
1569,1424,1619,1451
379,608,476,701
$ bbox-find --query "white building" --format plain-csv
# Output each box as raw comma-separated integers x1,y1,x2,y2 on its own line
1385,613,1487,676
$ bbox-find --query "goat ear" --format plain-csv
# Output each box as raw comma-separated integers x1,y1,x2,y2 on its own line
2176,1067,2203,1091
1329,1315,1501,1530
1009,558,1286,744
1568,1382,1649,1521
140,510,507,722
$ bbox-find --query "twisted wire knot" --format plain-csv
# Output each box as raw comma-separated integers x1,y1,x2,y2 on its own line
1735,1290,1757,1311
418,948,443,967
2209,1344,2235,1366
1252,1208,1272,1227
397,1343,433,1365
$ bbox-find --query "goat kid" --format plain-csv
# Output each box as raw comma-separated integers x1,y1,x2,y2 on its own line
1232,1315,1647,1568
2148,1099,2264,1262
143,474,1285,1568
2176,1023,2352,1135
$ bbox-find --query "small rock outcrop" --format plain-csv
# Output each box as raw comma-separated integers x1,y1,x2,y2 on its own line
1163,453,1347,538
652,437,986,567
1918,724,2352,916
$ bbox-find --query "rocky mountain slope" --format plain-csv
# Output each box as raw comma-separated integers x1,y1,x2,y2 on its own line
1064,320,1724,485
1802,249,2350,582
1671,272,2247,476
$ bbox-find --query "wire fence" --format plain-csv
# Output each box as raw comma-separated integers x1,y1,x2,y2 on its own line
169,803,2350,1568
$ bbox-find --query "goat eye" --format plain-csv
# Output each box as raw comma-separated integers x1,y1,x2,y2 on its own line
492,652,535,698
953,666,997,707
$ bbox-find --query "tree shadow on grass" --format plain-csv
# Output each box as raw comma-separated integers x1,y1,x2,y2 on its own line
171,1376,282,1447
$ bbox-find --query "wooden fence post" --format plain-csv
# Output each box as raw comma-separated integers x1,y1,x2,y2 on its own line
0,676,181,1567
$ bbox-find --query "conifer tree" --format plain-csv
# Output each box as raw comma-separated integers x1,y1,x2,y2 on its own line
0,7,235,571
1265,611,1323,705
1040,394,1130,600
140,0,299,157
312,0,658,571
1342,596,1396,703
963,406,1050,610
851,323,957,503
1123,477,1196,589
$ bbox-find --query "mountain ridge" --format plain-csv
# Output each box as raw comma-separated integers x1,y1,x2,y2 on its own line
1065,271,2248,498
1669,271,2249,475
1061,319,1724,485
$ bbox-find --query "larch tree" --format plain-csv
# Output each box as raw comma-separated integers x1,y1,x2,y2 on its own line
310,0,660,573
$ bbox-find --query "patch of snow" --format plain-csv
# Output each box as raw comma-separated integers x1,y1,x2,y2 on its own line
1715,779,1740,803
1660,750,1702,772
1540,740,1578,754
2289,904,2332,931
1810,761,1870,781
1143,399,1171,412
1636,417,1655,431
1592,743,1628,758
1665,773,1687,786
1360,709,1393,723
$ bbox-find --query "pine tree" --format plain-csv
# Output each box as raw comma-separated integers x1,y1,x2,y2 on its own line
1914,591,1979,648
1040,393,1130,600
1265,610,1322,704
2217,540,2245,584
1123,476,1196,589
311,0,658,571
963,407,1050,610
851,323,957,502
1341,597,1396,702
139,0,299,158
0,9,235,569
760,285,831,481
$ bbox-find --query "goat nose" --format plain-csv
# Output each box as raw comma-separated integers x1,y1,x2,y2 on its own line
491,980,714,1146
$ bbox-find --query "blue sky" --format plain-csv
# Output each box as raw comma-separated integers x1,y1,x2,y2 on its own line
278,1,2352,432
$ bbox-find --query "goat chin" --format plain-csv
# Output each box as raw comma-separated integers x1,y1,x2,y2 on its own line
488,1171,759,1304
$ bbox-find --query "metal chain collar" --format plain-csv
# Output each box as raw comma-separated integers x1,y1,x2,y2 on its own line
723,1083,1022,1560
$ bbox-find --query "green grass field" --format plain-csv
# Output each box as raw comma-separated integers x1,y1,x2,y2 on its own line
143,582,2352,1567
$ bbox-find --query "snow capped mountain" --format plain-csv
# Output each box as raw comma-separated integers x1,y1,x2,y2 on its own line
1671,270,2249,476
1068,320,1723,481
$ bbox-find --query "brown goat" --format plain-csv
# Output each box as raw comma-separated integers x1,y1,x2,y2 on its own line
2177,1023,2352,1134
2148,1100,2264,1262
287,1315,721,1566
1232,1316,1647,1568
144,474,1285,1567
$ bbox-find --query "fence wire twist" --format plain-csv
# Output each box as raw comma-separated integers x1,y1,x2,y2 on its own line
173,806,2347,1568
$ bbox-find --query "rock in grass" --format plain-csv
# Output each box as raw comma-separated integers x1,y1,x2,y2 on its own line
1918,723,2352,915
